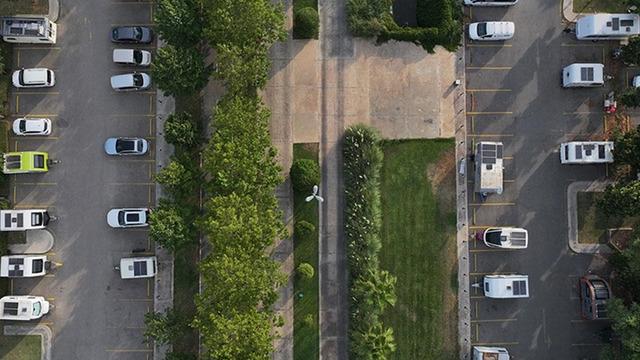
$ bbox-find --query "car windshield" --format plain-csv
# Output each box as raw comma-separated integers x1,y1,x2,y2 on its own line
33,154,45,169
134,27,142,40
485,230,503,245
118,211,125,224
32,302,41,316
133,50,143,64
116,139,135,152
32,259,44,273
19,121,26,132
136,141,143,152
477,23,488,37
19,70,25,86
133,74,143,87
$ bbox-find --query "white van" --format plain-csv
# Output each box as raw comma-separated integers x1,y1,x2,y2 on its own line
483,275,529,299
560,141,613,164
0,296,50,321
0,209,50,231
562,63,604,88
112,49,151,66
464,0,517,6
0,255,48,278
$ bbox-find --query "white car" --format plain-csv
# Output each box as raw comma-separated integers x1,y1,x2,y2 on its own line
104,137,149,156
469,22,515,41
0,255,48,278
113,49,152,66
119,256,157,279
12,118,52,136
464,0,517,5
0,296,50,321
110,72,151,91
107,208,149,228
481,227,528,249
634,75,640,88
12,68,55,88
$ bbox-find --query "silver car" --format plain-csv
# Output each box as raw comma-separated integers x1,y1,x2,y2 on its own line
110,72,151,91
107,208,149,228
12,118,52,136
104,137,148,156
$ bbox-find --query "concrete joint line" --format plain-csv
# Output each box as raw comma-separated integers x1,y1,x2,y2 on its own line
567,181,613,254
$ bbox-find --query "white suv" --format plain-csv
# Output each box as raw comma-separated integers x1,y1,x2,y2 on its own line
12,68,55,88
107,208,149,228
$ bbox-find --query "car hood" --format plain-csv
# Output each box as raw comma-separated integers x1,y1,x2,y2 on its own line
104,138,118,154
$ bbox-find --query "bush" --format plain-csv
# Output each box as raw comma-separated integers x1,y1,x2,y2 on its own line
148,200,196,252
343,124,396,358
303,314,314,327
620,88,640,108
293,7,319,39
295,220,315,238
297,262,315,279
155,155,201,200
164,112,199,150
290,159,320,193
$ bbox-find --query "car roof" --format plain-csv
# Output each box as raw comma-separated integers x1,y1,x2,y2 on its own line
23,68,48,84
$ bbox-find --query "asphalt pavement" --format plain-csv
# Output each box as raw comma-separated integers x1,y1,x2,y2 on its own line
465,1,617,359
8,0,156,359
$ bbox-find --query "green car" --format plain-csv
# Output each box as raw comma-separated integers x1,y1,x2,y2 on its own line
2,152,48,174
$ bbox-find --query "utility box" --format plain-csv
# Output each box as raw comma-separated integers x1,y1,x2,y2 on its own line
576,13,640,40
474,142,504,194
1,16,57,44
562,63,604,88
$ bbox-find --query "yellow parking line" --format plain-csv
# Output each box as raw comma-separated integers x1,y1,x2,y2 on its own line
45,274,55,277
149,94,153,113
470,248,513,253
561,43,604,47
470,202,515,206
473,253,477,271
466,111,513,115
472,318,517,323
10,279,13,293
15,95,19,113
110,23,155,26
563,111,601,115
467,134,514,137
106,349,153,353
147,279,151,297
14,92,60,95
475,302,479,318
13,204,56,209
16,50,20,67
109,182,155,186
14,114,58,117
466,89,512,92
473,342,519,346
14,46,61,50
11,137,59,140
14,182,57,186
150,3,154,22
466,66,512,70
46,297,55,301
12,185,16,204
470,271,514,275
112,114,155,117
571,343,605,347
117,298,153,302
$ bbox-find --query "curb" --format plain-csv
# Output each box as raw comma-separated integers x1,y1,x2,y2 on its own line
4,324,52,360
567,180,614,254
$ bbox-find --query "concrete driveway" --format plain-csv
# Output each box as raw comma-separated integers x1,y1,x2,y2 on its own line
8,0,156,358
465,1,615,358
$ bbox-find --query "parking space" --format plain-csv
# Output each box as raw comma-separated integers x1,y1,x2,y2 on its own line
5,0,157,358
464,1,616,358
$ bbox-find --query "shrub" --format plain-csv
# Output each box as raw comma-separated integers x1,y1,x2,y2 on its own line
164,112,199,150
295,220,315,238
143,308,188,345
303,314,314,327
343,124,396,358
166,353,197,360
290,159,320,193
293,7,320,39
155,155,201,200
620,88,640,108
297,262,315,279
622,36,640,66
148,200,195,252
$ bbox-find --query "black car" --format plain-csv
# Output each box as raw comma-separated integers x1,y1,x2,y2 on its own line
111,26,153,44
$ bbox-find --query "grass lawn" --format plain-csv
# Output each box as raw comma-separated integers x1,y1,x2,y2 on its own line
292,143,319,360
0,335,41,360
577,191,639,244
573,0,626,13
0,0,48,15
379,139,458,360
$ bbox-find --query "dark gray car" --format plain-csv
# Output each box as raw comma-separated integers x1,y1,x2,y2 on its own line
111,26,153,44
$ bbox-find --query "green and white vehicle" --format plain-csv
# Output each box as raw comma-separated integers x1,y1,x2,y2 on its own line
2,151,48,174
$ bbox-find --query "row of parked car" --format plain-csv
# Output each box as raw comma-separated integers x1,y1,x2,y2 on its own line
0,26,158,323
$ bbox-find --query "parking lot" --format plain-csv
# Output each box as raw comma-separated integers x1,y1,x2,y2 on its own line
7,0,156,358
465,1,619,358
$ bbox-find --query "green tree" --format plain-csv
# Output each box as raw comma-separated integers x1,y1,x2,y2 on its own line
351,323,396,360
154,0,204,48
200,193,285,257
213,43,273,96
165,353,197,360
201,0,285,49
194,308,275,360
164,112,199,150
610,238,640,302
598,181,640,217
155,155,201,200
293,7,319,39
202,95,282,204
613,125,640,172
197,252,285,312
148,200,195,252
606,299,640,357
151,45,210,97
290,158,320,193
622,37,640,66
620,88,640,108
144,308,188,345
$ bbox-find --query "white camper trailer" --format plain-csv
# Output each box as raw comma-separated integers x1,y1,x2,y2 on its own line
576,13,640,40
560,141,614,164
473,346,510,360
0,296,50,321
562,63,604,88
0,255,48,278
483,275,529,299
1,17,57,44
474,142,504,194
0,209,50,231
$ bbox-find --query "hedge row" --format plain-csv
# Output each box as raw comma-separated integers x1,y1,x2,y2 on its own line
346,0,461,53
343,125,397,358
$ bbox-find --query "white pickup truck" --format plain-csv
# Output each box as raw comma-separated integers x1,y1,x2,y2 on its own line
0,295,50,321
